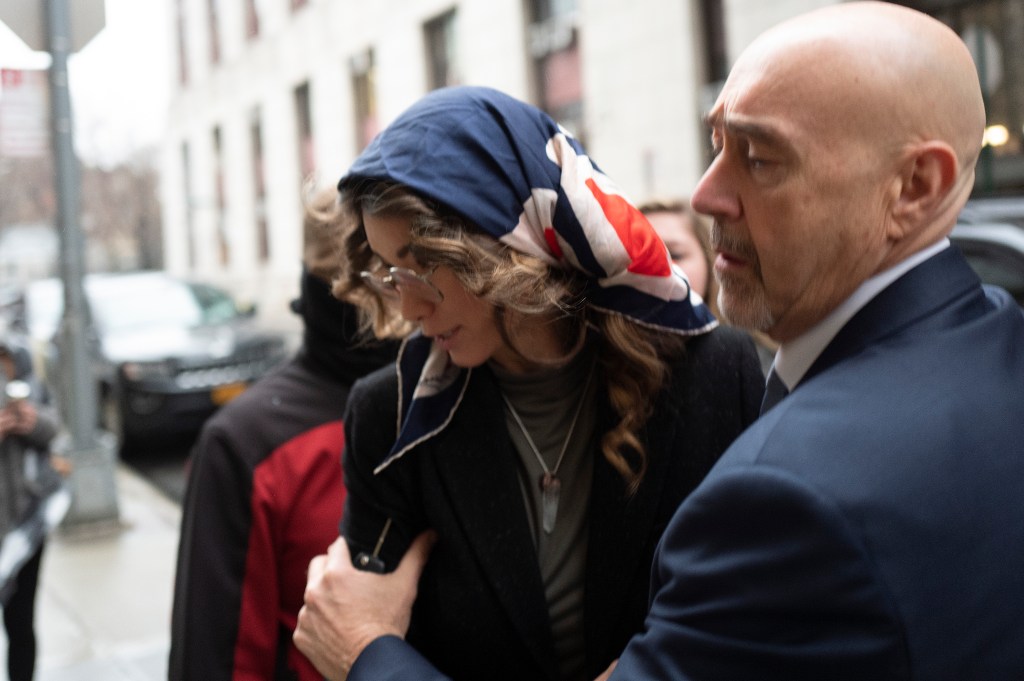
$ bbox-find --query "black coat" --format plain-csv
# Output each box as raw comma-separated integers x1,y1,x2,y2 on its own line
341,326,764,681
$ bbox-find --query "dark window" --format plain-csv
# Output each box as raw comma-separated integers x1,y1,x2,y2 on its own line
294,82,315,182
698,0,728,166
212,126,229,265
699,0,728,83
175,0,188,84
245,0,260,39
250,108,269,262
526,0,584,141
207,0,221,65
181,142,196,268
351,51,379,151
424,9,460,90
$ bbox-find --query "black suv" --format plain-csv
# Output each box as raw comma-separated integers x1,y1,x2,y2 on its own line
13,271,289,452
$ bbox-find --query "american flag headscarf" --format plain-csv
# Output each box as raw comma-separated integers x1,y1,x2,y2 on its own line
339,86,717,472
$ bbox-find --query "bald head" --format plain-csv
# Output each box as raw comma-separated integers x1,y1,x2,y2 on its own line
737,2,985,216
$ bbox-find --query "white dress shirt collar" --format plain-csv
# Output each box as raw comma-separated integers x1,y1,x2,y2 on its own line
772,239,950,391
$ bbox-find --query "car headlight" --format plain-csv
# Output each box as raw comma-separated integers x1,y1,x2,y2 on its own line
120,360,175,381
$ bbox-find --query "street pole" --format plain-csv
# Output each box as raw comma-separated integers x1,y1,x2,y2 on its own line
45,0,119,527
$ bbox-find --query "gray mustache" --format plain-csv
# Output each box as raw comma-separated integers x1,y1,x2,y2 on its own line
710,222,758,263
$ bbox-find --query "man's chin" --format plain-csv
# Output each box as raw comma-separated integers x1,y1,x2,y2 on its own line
718,287,774,333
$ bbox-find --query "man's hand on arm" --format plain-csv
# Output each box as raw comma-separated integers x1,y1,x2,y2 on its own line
294,530,437,681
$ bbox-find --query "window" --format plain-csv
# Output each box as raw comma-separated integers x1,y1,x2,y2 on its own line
175,0,188,84
424,9,460,90
294,82,315,182
698,0,728,165
245,0,260,39
207,0,221,65
351,50,379,151
699,0,728,84
250,108,269,262
526,0,583,141
181,142,196,268
212,126,229,265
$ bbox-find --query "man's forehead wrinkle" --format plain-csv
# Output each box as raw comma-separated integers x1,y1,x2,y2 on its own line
714,103,797,152
711,64,784,125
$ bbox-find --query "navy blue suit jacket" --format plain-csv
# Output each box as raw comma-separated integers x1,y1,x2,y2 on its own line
348,247,1024,680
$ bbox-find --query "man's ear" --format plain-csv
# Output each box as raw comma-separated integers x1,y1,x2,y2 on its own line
890,141,959,233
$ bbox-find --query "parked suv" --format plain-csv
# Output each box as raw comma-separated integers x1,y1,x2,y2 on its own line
13,271,289,452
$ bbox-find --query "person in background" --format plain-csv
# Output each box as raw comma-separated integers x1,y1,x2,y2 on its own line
641,198,777,374
295,3,1024,679
638,198,717,315
293,85,764,681
0,336,62,681
168,187,399,681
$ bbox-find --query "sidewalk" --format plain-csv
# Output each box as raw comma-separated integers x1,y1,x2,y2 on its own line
1,463,181,680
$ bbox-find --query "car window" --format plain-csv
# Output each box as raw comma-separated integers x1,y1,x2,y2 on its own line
25,274,246,337
88,276,204,332
188,282,241,325
956,240,1024,306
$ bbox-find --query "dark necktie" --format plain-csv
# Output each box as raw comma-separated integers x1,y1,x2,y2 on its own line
760,369,790,415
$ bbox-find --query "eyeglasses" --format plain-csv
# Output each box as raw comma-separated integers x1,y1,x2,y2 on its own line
359,266,444,304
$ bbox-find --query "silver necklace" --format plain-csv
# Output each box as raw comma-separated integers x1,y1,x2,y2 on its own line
500,370,594,534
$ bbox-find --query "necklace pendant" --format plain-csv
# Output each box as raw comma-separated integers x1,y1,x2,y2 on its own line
540,473,561,534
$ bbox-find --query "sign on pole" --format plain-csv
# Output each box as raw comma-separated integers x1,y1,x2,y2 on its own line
0,0,104,52
0,68,48,157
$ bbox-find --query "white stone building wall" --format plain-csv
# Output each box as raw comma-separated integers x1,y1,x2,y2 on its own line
159,0,832,332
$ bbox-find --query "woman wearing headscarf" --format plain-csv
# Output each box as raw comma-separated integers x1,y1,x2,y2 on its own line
309,86,763,681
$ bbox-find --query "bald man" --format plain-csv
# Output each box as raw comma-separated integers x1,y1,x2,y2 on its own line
295,3,1024,679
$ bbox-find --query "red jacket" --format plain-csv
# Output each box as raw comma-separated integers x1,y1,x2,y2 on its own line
170,353,353,681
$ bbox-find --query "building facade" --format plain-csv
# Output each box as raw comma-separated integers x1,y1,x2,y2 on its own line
159,0,1022,329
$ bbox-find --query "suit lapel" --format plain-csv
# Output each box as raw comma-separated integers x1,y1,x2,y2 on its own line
429,369,560,678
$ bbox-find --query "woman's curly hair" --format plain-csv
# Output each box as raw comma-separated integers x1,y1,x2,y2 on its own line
329,179,686,494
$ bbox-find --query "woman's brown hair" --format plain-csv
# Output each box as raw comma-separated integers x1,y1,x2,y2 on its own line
331,180,685,493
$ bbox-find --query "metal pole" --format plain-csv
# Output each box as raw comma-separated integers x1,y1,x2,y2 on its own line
45,0,119,526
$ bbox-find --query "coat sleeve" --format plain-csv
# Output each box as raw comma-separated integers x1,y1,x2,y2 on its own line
349,636,453,681
170,422,265,681
340,366,425,572
610,466,909,680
